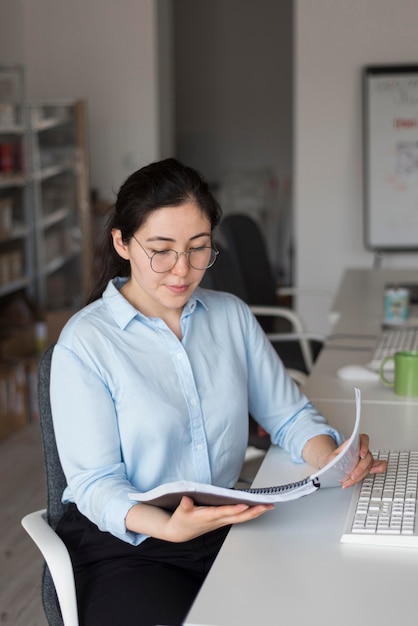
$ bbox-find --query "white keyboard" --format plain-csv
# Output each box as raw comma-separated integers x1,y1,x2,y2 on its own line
368,328,418,370
341,450,418,547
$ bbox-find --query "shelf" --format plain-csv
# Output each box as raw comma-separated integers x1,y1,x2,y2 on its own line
42,207,71,229
0,224,29,242
0,173,26,188
33,116,70,132
35,163,74,182
0,276,30,298
0,124,24,134
44,247,80,275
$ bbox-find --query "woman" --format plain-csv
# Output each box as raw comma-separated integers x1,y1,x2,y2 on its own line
50,158,385,626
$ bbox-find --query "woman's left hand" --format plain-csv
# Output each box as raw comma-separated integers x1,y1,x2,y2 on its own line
326,433,387,489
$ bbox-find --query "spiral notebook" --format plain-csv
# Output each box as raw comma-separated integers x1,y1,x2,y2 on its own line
129,388,362,509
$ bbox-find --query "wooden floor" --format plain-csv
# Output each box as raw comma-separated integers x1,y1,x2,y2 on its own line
0,422,47,625
0,423,265,626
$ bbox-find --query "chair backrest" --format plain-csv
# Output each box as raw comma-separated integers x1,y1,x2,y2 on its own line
219,213,278,307
218,214,322,373
38,343,67,530
200,241,248,300
219,214,282,334
38,342,67,626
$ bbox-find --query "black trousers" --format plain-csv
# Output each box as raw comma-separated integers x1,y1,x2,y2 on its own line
56,504,230,626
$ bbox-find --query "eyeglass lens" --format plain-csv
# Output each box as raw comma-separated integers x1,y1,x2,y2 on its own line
151,247,217,272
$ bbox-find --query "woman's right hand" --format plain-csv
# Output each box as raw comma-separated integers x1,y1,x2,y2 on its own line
166,496,274,542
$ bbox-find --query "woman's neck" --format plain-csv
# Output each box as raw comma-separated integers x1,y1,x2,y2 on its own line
120,281,183,339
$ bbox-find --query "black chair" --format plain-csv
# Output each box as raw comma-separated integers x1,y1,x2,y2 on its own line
200,241,247,299
218,213,324,373
219,214,279,311
21,344,79,626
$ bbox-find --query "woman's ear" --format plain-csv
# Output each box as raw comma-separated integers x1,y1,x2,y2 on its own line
111,228,130,260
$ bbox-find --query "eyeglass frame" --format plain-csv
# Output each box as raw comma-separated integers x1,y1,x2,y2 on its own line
131,234,219,273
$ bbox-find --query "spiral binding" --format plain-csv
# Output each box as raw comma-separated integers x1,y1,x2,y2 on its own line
244,476,313,495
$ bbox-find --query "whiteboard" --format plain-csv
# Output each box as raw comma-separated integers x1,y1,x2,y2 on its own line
363,65,418,251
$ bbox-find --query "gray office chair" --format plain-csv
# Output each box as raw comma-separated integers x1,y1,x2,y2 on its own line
21,343,79,626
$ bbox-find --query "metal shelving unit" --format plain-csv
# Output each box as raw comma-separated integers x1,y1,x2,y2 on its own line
0,66,91,311
0,65,34,301
27,99,91,309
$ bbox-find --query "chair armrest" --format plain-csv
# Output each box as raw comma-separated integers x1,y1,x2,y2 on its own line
250,305,306,334
264,331,322,373
276,286,333,299
21,509,79,626
265,331,326,343
286,368,308,386
249,305,326,372
250,305,325,335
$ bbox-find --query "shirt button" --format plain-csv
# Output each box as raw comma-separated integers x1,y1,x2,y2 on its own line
197,444,204,451
190,398,196,406
177,353,183,360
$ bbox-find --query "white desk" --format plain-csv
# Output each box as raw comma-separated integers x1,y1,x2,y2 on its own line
302,346,418,404
185,402,418,626
303,267,418,404
330,267,418,334
185,268,418,626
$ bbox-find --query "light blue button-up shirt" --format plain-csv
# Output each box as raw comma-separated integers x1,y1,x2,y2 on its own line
50,278,344,545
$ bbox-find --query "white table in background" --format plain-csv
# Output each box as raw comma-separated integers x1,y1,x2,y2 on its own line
330,267,418,333
303,267,418,404
302,345,418,404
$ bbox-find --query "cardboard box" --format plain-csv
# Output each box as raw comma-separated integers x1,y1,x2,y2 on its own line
26,356,40,423
0,196,13,239
0,304,75,440
9,249,23,280
0,359,29,438
8,359,28,430
0,325,36,359
0,292,35,328
0,249,24,284
45,309,75,345
0,252,11,284
46,272,75,309
0,325,34,357
0,372,8,439
0,308,75,361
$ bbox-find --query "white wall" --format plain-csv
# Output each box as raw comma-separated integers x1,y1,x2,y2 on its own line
157,0,175,159
174,0,293,186
0,1,23,64
2,0,418,334
294,0,418,334
173,0,293,279
18,0,164,202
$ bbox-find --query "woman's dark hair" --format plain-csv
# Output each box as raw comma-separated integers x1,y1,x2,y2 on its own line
85,158,222,304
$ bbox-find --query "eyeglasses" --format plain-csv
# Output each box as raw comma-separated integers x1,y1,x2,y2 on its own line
132,235,219,273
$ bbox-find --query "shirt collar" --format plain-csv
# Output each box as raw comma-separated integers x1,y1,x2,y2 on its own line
102,278,209,330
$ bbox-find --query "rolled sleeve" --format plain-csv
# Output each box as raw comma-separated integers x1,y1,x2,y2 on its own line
273,402,345,463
